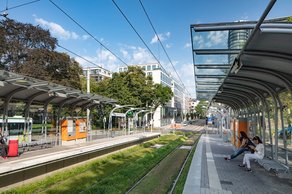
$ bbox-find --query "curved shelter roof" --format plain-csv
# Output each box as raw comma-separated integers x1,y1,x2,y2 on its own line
0,70,116,108
191,17,292,110
216,20,292,110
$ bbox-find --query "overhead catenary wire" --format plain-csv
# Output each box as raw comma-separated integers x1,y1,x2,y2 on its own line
112,0,163,67
0,0,40,13
48,0,129,67
57,44,110,72
138,0,192,97
113,0,192,97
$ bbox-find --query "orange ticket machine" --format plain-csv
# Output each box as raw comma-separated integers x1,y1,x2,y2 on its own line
233,118,248,148
61,118,87,145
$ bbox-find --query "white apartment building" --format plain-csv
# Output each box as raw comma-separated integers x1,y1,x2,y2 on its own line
118,64,190,127
82,67,112,82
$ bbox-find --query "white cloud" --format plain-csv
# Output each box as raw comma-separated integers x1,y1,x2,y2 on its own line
166,44,172,48
71,32,79,40
207,31,227,45
82,35,90,40
168,62,196,98
178,63,194,78
97,50,117,64
193,35,204,49
117,44,157,65
35,17,87,40
193,31,227,49
150,32,171,44
75,56,98,67
120,48,128,58
184,42,191,48
132,47,154,63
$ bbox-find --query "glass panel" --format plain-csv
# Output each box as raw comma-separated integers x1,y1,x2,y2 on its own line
196,77,224,83
191,28,251,50
195,67,229,76
192,30,229,50
196,92,215,100
197,85,220,90
194,54,236,65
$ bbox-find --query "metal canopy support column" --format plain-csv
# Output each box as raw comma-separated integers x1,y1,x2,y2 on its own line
43,97,55,141
24,92,45,142
2,88,26,133
56,97,74,145
230,77,281,160
241,67,292,164
223,83,272,157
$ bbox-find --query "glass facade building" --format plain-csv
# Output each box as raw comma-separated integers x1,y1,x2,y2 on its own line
228,29,251,64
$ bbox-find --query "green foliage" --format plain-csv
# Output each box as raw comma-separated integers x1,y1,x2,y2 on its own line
0,19,83,89
287,16,292,22
195,100,208,118
5,135,184,194
94,66,173,109
152,83,173,110
80,76,99,93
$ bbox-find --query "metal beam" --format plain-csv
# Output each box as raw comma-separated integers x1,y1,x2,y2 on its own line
194,49,240,55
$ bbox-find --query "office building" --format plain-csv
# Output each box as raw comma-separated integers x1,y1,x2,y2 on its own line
119,64,190,127
82,67,112,82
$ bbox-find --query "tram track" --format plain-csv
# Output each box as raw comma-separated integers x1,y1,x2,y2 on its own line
125,123,204,194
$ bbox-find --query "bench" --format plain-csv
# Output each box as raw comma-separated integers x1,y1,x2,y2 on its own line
257,158,289,174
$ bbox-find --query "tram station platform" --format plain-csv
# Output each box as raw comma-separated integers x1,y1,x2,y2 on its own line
0,132,160,189
183,130,292,194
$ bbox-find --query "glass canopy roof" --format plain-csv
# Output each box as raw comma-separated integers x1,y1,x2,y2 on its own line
191,16,292,107
191,22,254,100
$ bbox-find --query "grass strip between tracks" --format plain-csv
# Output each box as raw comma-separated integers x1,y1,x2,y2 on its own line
3,134,185,194
172,134,201,194
129,132,200,194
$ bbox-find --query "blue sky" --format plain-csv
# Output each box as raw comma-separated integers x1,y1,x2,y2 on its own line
1,0,292,98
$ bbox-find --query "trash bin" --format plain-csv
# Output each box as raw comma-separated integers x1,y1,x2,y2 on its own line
7,139,19,157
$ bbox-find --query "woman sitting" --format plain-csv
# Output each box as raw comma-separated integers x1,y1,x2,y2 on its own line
224,131,255,160
239,136,264,172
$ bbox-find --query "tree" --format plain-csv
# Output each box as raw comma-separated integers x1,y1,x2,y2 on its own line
94,66,173,109
151,83,173,110
80,75,99,93
0,19,56,70
195,100,208,118
0,19,82,89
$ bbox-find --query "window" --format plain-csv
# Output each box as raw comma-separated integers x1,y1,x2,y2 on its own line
147,65,151,71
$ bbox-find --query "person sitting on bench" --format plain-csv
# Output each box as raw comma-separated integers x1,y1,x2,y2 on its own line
224,131,255,160
238,136,264,172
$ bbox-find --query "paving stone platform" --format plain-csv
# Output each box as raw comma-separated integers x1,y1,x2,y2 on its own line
184,130,292,194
